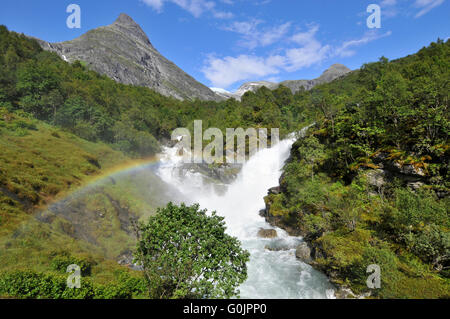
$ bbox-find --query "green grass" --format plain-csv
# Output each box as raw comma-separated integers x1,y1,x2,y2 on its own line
0,108,164,297
0,107,127,234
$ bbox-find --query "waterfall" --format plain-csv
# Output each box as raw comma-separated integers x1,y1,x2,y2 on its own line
155,130,335,299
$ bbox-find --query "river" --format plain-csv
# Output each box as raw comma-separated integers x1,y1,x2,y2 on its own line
155,134,335,299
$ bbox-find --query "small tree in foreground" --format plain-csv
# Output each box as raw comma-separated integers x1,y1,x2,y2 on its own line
133,202,250,299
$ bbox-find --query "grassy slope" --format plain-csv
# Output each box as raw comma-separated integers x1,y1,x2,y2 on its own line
0,108,166,296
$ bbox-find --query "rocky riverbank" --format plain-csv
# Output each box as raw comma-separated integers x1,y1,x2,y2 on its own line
260,187,370,299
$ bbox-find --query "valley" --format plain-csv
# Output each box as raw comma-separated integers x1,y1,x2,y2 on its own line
0,12,448,300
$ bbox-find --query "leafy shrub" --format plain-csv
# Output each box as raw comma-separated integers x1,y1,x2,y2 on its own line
50,254,94,276
0,270,136,299
13,119,37,131
406,224,450,266
134,202,250,299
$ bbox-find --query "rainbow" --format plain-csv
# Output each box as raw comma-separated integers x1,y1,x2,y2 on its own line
44,155,163,209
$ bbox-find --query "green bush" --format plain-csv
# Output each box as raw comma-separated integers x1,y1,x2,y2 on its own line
406,224,450,266
0,270,136,299
50,255,93,277
13,119,37,131
134,202,250,299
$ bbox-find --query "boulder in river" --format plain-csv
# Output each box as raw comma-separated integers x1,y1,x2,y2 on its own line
264,239,291,251
295,242,312,264
257,228,277,238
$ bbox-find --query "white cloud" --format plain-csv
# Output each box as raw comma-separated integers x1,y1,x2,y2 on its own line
260,22,291,46
285,25,331,71
202,54,284,88
334,30,393,58
203,26,393,89
203,25,331,87
369,0,445,18
380,0,399,17
381,0,397,6
224,20,291,49
290,25,319,45
142,0,165,12
141,0,233,18
213,10,234,19
414,0,445,18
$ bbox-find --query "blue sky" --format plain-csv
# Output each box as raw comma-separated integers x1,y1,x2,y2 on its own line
1,0,449,91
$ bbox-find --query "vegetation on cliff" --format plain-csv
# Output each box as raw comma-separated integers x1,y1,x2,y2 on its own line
264,39,449,298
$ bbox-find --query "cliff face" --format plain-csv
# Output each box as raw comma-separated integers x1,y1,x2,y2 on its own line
34,13,222,101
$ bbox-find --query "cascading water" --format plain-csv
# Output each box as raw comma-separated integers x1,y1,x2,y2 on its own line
155,132,335,299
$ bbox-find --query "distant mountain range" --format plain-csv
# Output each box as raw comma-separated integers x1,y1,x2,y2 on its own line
32,13,351,102
211,64,351,100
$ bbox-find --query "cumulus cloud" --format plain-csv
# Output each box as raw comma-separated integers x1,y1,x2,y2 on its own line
202,54,284,88
142,0,165,12
224,19,291,49
414,0,445,17
284,25,331,71
141,0,233,18
203,25,393,89
202,25,333,87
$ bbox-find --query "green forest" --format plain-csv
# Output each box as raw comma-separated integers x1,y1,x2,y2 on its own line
0,24,448,298
265,39,449,298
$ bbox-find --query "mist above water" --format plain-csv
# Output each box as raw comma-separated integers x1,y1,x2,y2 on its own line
155,134,335,299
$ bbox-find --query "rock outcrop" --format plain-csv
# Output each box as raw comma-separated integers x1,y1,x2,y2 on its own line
34,13,222,101
257,228,278,238
295,242,313,264
364,151,435,194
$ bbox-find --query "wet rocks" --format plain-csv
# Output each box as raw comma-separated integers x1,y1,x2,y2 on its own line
182,163,241,184
257,228,278,238
264,239,293,252
268,186,281,195
295,242,313,264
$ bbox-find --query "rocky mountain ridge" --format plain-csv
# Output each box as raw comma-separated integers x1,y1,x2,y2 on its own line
212,64,351,100
33,13,222,101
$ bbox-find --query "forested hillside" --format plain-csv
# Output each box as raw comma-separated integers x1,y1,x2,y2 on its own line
0,24,448,298
0,25,317,158
264,39,449,298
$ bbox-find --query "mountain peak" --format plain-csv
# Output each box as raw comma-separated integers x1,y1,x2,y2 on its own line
34,13,221,101
110,13,153,47
327,63,350,71
318,63,351,82
114,13,138,26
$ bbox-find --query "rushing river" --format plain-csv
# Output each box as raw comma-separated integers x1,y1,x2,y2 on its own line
155,134,336,299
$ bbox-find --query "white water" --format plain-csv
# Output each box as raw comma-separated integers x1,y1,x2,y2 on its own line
155,135,335,299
